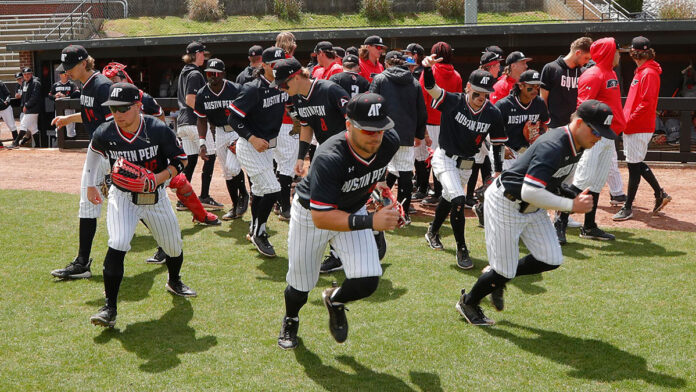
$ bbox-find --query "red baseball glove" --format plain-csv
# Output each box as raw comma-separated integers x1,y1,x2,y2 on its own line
523,121,544,144
111,157,156,193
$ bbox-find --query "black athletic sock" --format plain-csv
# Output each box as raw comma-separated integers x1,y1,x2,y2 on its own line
11,130,18,140
250,194,260,232
277,174,293,211
308,144,317,163
433,176,442,197
14,130,26,144
166,251,184,283
225,179,239,210
397,171,413,214
77,218,97,261
414,160,428,193
183,154,198,182
638,162,662,197
431,198,451,233
481,155,492,180
103,247,126,309
625,162,642,209
467,163,481,199
200,155,216,199
256,192,279,235
284,285,309,318
516,254,559,276
237,172,249,197
583,191,600,229
386,172,398,189
331,277,380,303
450,199,466,248
464,268,510,306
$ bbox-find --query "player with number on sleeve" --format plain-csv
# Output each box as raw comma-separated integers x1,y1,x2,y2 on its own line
329,54,370,98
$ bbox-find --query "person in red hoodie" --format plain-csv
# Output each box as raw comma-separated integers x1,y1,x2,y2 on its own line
310,41,343,80
359,35,386,83
613,36,671,221
568,37,626,241
417,41,463,206
490,51,531,104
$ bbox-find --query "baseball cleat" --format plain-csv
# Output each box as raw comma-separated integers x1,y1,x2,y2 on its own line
176,201,188,211
456,290,495,326
567,216,582,228
166,280,198,297
425,224,444,250
278,316,299,350
464,198,476,209
610,194,627,206
252,232,276,257
420,195,440,207
613,207,633,221
278,208,291,222
490,285,505,312
221,209,240,221
51,257,92,279
320,254,343,274
236,193,250,217
411,190,427,201
554,219,567,245
90,306,117,328
473,202,484,228
456,247,474,270
145,247,167,264
322,285,348,343
653,189,671,214
200,196,224,210
195,212,221,225
579,226,615,241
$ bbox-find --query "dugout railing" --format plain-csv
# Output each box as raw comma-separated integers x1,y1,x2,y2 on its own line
54,97,696,163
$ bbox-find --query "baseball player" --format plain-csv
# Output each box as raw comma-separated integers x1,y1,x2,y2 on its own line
85,82,196,327
176,41,224,211
236,45,263,85
311,41,343,80
0,80,17,146
194,58,249,220
102,62,164,120
370,50,427,224
227,46,288,257
568,37,627,241
11,67,41,148
421,54,506,270
328,54,370,98
456,100,612,325
359,35,386,83
418,42,462,206
613,36,671,221
403,43,425,81
49,67,80,138
50,45,114,280
490,51,531,104
277,92,401,350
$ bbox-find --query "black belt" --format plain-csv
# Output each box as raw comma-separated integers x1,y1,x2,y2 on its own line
496,177,536,214
298,197,310,210
444,151,475,169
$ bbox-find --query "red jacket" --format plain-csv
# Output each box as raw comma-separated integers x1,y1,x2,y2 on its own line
359,58,384,83
419,63,462,125
490,75,516,104
577,37,626,134
623,59,661,134
312,61,343,80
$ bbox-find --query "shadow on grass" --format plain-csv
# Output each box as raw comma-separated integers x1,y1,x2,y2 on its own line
481,320,686,388
293,342,441,392
93,296,217,373
85,265,168,306
561,230,687,260
307,263,407,304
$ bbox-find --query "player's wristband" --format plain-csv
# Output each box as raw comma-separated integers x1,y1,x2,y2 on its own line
423,66,435,89
348,213,373,231
492,144,504,173
198,138,206,148
298,141,311,160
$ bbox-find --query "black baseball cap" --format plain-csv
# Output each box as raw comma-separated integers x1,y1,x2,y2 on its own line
631,36,651,51
57,66,66,74
346,46,359,56
364,35,386,47
314,41,334,54
343,54,359,65
186,41,206,54
505,51,532,66
480,51,503,66
334,46,345,57
577,99,616,140
204,58,225,73
262,46,286,64
483,45,504,57
518,69,542,85
14,72,22,79
60,44,88,70
346,92,394,132
468,69,496,93
22,67,32,74
385,50,403,62
405,43,425,56
102,82,141,106
269,58,303,88
248,45,263,57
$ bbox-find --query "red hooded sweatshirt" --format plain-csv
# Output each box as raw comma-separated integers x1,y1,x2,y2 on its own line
577,37,626,134
490,74,516,104
419,62,462,125
623,59,661,134
359,57,384,83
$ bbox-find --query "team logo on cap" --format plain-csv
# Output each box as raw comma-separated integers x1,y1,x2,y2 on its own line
480,76,490,84
61,53,67,62
533,72,539,79
272,69,277,77
275,49,283,58
111,87,122,97
367,103,382,117
604,115,613,126
209,60,218,67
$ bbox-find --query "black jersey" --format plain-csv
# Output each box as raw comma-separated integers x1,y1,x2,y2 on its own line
432,91,507,157
20,76,42,114
495,94,550,151
49,80,80,99
194,80,242,127
0,82,11,105
79,71,113,136
499,126,582,199
541,56,584,127
295,129,399,213
329,71,370,98
177,64,206,126
90,114,186,173
140,91,163,117
228,75,287,141
235,66,256,85
292,79,349,144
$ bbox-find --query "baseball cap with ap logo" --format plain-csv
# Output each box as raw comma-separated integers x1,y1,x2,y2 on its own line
60,45,88,71
577,99,616,140
346,93,395,132
102,82,141,106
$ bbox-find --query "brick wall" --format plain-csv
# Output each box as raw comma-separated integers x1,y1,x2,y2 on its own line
19,51,33,69
0,3,60,15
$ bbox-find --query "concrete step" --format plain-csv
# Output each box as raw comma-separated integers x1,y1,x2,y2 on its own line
0,13,71,21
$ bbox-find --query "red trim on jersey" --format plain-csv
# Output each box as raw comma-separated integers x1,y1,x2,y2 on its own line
309,199,337,210
303,78,318,100
431,90,445,109
524,174,547,187
105,112,114,120
194,109,207,118
563,126,577,156
116,115,144,144
82,71,99,88
344,132,376,166
209,81,227,97
466,94,487,115
89,144,106,157
229,103,246,117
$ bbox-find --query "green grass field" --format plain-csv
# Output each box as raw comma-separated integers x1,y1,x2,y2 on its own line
101,12,554,37
1,189,693,391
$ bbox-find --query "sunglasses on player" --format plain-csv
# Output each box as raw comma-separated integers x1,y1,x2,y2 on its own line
358,129,384,135
109,104,133,113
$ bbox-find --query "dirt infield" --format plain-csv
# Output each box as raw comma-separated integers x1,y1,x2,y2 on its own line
1,147,694,232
